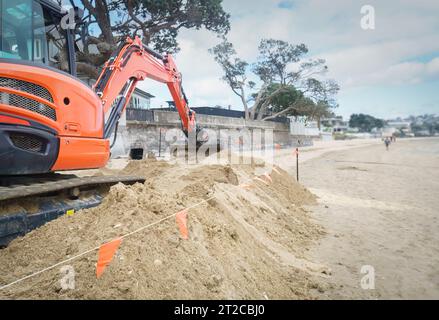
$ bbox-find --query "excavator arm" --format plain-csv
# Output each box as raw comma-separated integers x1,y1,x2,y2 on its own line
93,36,196,140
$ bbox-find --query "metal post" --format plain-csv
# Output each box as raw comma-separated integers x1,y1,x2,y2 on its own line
296,147,299,182
158,128,162,157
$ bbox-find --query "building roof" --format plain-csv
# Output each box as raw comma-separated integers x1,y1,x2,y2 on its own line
154,105,288,123
191,106,245,119
133,87,155,99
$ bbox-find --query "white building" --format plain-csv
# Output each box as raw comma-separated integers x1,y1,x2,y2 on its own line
384,121,413,136
289,117,320,137
321,116,349,133
129,88,154,110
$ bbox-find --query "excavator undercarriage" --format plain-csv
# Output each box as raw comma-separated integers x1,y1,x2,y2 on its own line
0,173,145,247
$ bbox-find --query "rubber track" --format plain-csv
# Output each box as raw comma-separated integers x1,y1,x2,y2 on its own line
0,174,145,201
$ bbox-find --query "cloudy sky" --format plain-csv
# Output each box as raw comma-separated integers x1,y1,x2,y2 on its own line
137,0,439,119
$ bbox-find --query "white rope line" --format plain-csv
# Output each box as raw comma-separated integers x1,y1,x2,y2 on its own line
0,245,101,291
0,169,278,291
120,195,216,240
0,193,220,291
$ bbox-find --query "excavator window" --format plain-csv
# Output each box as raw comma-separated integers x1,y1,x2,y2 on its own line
0,0,70,73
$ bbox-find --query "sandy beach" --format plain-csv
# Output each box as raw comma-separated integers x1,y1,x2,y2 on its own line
290,138,439,299
1,137,438,299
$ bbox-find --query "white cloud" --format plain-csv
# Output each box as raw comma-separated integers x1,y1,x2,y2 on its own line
319,35,439,88
138,0,439,117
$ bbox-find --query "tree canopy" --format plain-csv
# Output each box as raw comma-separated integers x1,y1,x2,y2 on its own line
209,38,339,121
349,113,384,132
62,0,230,78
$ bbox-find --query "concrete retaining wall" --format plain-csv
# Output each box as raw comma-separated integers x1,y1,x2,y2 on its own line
111,110,312,158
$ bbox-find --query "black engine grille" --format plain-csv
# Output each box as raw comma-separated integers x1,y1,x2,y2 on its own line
1,92,57,121
0,77,56,121
0,77,53,102
9,133,46,153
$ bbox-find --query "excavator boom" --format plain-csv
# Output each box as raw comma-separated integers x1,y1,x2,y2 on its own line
94,36,196,141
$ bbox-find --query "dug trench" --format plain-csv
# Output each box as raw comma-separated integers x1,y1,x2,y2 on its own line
0,158,329,299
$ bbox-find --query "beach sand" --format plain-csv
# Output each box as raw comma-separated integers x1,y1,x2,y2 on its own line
1,137,437,299
295,138,439,299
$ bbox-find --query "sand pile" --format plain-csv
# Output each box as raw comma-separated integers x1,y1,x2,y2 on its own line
0,158,326,299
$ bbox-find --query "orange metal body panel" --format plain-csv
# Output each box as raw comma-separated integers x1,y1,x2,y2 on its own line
0,62,111,171
51,136,110,171
0,62,104,138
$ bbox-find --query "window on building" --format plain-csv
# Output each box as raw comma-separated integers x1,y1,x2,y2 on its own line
129,94,151,110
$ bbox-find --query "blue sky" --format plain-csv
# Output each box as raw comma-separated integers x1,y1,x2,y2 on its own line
110,0,439,120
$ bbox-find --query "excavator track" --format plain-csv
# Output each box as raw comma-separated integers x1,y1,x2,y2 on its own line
0,174,145,202
0,174,145,247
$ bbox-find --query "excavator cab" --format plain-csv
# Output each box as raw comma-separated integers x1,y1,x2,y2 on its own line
0,0,75,74
0,0,110,175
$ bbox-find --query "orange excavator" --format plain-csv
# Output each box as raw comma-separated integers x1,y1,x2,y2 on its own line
0,0,198,176
0,0,206,244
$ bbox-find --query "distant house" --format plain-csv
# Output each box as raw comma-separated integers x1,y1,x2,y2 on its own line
289,117,320,137
75,72,155,110
129,88,154,110
386,121,411,130
321,116,349,133
123,88,155,122
385,121,413,136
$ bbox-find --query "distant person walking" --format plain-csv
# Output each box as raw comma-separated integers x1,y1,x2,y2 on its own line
384,137,391,151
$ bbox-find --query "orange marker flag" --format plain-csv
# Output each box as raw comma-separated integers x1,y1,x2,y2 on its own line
176,209,189,240
264,172,273,183
239,183,254,190
96,238,122,278
254,176,269,185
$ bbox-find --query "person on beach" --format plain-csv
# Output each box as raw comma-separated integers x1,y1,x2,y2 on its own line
384,137,391,150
